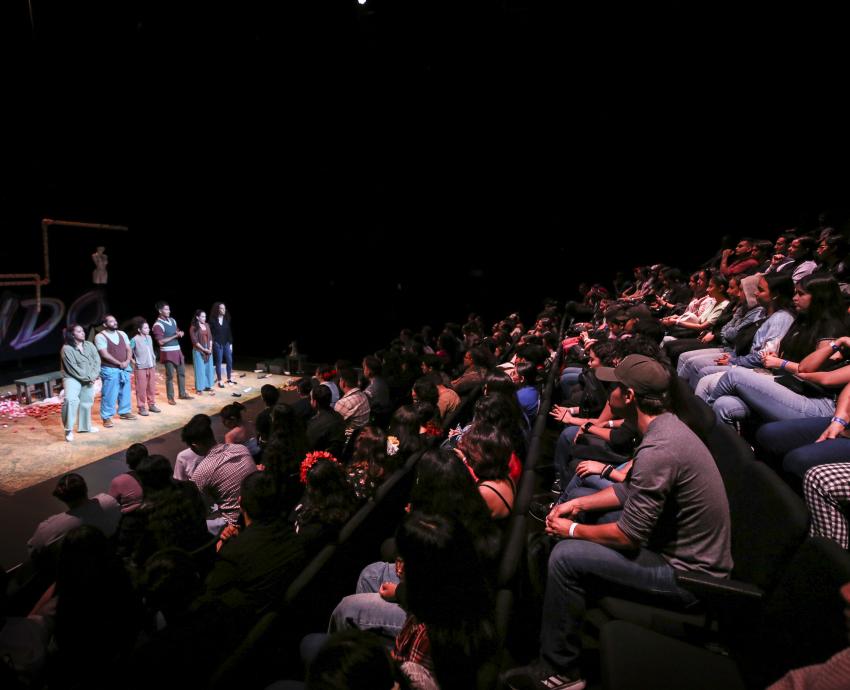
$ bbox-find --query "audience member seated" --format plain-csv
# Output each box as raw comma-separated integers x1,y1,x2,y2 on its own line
345,426,401,502
456,423,515,520
116,454,210,569
220,401,248,445
27,473,120,555
174,413,208,481
332,513,495,690
204,471,304,613
183,414,256,528
314,364,341,405
292,455,358,556
803,463,850,549
259,403,310,514
504,355,732,690
257,383,285,450
108,442,147,514
362,355,391,414
702,273,849,426
0,565,50,688
38,526,142,687
450,346,489,396
335,368,371,432
679,273,795,394
289,379,312,421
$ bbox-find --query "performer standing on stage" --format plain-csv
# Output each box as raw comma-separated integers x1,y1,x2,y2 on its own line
95,314,136,428
130,319,161,415
60,323,101,441
152,301,193,405
190,309,216,395
209,301,235,388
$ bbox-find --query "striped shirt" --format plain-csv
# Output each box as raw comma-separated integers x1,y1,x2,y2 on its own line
191,444,256,525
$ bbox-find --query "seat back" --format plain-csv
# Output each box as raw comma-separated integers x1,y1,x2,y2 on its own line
728,460,809,593
705,421,753,500
751,537,850,685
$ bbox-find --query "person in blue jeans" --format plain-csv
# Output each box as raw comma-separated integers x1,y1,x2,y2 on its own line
504,355,732,690
95,314,136,428
757,376,850,477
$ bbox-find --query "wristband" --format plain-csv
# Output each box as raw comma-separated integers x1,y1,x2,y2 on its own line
831,416,849,428
780,360,789,370
601,464,614,479
568,522,578,538
582,421,593,432
607,420,615,429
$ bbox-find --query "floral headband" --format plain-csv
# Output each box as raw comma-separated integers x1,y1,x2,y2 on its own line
300,450,338,483
387,436,400,456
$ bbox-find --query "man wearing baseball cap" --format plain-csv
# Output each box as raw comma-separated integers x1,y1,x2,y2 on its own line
504,355,732,690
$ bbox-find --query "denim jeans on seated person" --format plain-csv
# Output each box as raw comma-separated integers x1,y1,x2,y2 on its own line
756,416,850,478
708,367,836,426
329,561,405,639
540,540,696,673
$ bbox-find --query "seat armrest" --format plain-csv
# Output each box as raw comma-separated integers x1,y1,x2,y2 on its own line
676,571,763,601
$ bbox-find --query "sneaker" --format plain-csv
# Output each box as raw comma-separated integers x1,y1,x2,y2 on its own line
119,413,137,420
149,405,162,413
227,380,236,385
502,662,585,690
139,408,149,416
218,382,225,389
103,418,114,428
84,426,100,433
529,500,554,523
65,430,74,442
550,478,563,496
178,394,194,400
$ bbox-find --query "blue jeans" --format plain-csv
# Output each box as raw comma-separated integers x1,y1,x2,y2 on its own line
559,474,622,524
214,341,233,382
756,416,850,477
541,540,695,672
100,366,132,420
554,425,581,486
677,348,727,388
709,367,835,426
329,562,405,638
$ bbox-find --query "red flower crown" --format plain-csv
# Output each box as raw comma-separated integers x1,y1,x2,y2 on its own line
300,450,338,483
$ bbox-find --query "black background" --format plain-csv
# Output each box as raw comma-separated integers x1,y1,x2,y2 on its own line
2,1,846,364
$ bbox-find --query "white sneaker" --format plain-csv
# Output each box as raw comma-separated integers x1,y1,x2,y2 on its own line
80,426,100,434
65,431,74,442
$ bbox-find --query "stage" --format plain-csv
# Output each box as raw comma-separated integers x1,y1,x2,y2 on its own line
0,366,298,568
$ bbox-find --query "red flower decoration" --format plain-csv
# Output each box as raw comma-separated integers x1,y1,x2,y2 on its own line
300,450,338,483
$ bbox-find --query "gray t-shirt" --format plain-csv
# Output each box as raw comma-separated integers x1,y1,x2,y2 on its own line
613,413,733,578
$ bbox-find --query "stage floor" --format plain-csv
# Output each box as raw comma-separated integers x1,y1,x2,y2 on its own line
0,366,295,496
0,373,298,568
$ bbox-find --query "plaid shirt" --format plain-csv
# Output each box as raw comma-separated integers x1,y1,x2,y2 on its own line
334,387,371,429
393,616,433,673
192,443,256,525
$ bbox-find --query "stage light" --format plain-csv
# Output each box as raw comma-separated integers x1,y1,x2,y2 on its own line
357,0,367,5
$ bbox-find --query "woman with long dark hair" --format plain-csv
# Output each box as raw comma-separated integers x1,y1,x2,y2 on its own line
190,309,215,395
706,273,850,426
209,301,234,388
